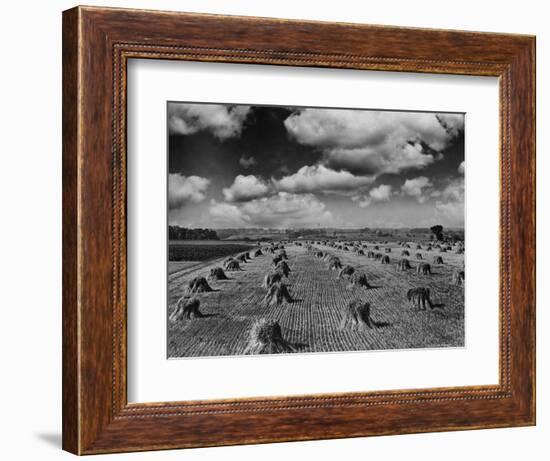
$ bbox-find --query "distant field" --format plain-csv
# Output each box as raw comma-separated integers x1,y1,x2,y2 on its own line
167,239,465,358
169,240,256,262
168,261,202,275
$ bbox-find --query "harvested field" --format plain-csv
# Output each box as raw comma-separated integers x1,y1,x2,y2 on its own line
168,240,464,358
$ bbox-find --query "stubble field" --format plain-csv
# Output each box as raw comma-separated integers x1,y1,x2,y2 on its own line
167,240,465,358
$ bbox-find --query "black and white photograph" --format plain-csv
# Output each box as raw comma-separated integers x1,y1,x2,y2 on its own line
2,0,542,458
167,102,465,358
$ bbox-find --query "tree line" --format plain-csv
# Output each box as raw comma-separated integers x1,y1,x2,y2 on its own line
430,225,464,243
169,226,219,240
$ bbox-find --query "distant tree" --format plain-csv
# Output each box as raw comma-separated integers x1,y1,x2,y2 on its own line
168,226,219,240
430,225,444,241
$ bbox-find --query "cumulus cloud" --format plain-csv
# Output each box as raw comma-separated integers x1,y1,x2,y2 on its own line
222,175,272,202
352,198,369,208
401,176,433,203
369,184,393,201
274,164,375,194
352,184,392,208
327,141,435,176
440,178,464,202
458,161,465,175
239,155,257,169
209,192,335,228
223,165,376,204
284,109,463,175
168,103,250,140
434,178,465,226
168,174,210,209
208,200,249,227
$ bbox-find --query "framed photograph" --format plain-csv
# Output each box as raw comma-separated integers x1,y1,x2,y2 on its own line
62,6,535,455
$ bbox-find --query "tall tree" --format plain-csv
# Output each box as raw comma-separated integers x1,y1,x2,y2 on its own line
430,225,444,241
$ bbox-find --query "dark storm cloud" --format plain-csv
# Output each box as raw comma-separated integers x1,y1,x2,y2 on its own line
168,105,322,181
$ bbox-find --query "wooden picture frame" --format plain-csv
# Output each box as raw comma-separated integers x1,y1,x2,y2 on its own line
62,5,535,455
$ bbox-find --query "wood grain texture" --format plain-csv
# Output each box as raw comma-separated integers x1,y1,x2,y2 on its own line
62,7,80,454
62,5,536,455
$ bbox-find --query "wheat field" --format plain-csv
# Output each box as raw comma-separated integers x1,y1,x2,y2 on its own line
167,240,465,358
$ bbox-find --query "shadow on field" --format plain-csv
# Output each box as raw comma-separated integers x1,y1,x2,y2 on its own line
371,320,392,328
290,340,309,352
167,311,220,320
431,303,445,309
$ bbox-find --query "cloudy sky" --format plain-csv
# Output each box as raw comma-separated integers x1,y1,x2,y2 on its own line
168,102,465,229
